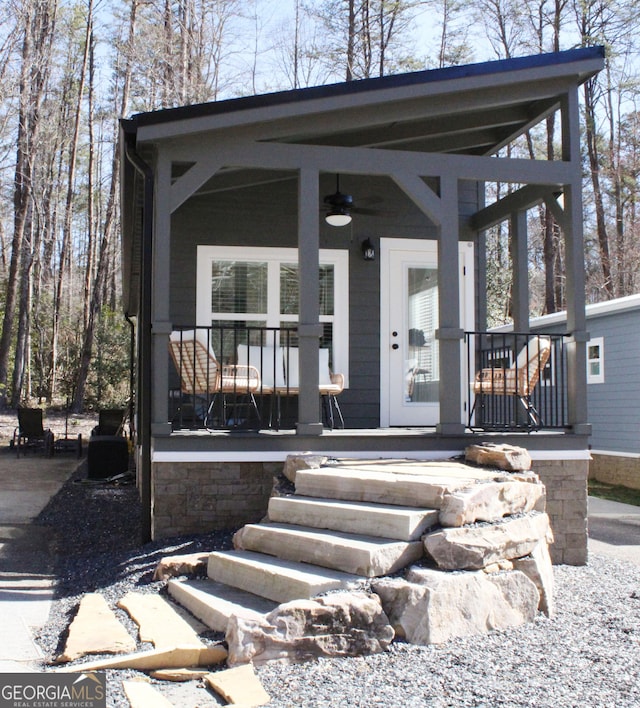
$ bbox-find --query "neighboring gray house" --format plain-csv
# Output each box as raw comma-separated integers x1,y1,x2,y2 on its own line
528,294,640,491
120,46,604,564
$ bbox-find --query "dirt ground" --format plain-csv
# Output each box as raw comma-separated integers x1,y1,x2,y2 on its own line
0,410,98,471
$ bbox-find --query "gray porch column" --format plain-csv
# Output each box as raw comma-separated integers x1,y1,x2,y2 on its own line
296,167,323,435
562,89,590,434
436,175,465,434
510,210,529,331
151,153,173,436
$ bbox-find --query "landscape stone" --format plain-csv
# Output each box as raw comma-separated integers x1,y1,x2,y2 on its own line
294,467,471,508
122,679,175,708
205,663,271,706
282,454,328,483
54,645,228,673
424,512,553,570
268,495,439,541
152,552,209,581
372,568,539,645
482,559,514,574
226,592,395,666
167,578,276,632
465,443,532,471
117,592,206,648
233,522,424,577
56,593,136,663
513,540,556,617
208,549,362,603
439,480,545,526
149,668,210,682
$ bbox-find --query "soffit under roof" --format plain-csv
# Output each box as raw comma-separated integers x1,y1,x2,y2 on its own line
120,47,604,315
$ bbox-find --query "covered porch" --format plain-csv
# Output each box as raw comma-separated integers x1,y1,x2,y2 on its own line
167,325,569,433
120,47,603,545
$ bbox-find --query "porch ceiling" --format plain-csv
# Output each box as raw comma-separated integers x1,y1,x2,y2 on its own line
120,47,604,314
125,47,603,155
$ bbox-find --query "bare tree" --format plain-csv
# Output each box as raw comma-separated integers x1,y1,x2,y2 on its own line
0,0,57,408
429,0,474,67
574,0,640,300
474,0,525,59
49,0,94,400
314,0,424,81
269,2,330,89
72,0,138,411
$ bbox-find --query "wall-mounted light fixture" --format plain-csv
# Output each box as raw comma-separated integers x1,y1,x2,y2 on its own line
361,237,375,261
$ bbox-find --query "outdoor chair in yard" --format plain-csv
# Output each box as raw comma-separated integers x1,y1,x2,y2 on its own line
91,408,127,437
13,408,55,458
470,336,551,430
169,330,262,429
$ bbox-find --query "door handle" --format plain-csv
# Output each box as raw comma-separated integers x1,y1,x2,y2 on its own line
392,343,399,350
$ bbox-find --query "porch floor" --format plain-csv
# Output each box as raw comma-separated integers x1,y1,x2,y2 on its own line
155,426,585,462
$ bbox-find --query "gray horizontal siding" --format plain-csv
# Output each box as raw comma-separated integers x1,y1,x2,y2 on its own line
535,307,640,454
586,309,640,453
168,170,475,428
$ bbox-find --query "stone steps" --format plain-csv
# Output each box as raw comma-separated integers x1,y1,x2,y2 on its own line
163,449,554,657
267,495,439,541
207,549,363,604
233,522,424,577
167,579,277,632
293,466,475,508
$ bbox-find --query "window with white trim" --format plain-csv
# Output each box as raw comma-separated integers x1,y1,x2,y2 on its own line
587,337,604,384
196,246,349,384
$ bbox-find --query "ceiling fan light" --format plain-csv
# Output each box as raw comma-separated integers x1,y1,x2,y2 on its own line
325,209,352,227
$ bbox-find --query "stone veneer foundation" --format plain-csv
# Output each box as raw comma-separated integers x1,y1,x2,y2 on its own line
150,456,589,565
589,452,640,491
532,458,589,565
152,461,279,539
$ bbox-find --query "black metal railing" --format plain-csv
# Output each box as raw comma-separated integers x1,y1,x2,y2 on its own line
169,325,301,430
465,331,568,431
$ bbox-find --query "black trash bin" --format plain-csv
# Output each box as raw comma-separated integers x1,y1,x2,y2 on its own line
87,435,129,479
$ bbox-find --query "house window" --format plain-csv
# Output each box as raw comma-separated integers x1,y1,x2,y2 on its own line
197,246,349,383
587,337,604,384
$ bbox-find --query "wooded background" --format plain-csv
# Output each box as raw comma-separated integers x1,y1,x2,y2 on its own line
0,0,638,411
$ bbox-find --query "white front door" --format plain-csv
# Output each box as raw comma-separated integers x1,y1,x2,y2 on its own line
380,238,473,426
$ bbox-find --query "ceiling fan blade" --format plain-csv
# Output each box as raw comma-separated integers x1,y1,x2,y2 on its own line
352,206,397,217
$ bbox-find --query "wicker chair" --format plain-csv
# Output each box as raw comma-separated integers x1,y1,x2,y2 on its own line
169,330,261,429
279,348,344,429
470,337,551,429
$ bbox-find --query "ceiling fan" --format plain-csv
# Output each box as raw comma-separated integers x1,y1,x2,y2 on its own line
322,174,386,226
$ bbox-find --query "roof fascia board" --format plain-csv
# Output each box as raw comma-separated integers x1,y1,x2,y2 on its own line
583,294,640,319
166,138,575,187
133,60,599,144
129,48,603,129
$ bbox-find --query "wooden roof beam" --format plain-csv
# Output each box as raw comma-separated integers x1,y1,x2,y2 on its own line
469,183,560,231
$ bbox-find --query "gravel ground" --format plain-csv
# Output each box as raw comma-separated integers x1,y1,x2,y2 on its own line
32,463,640,708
